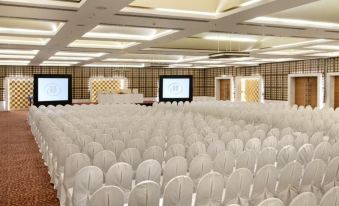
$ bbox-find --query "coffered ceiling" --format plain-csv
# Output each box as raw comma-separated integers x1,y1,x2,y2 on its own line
0,0,338,67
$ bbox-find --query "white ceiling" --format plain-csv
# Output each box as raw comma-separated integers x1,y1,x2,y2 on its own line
0,0,338,67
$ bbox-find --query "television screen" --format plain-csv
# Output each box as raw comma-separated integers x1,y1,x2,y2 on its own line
33,74,72,106
159,75,193,102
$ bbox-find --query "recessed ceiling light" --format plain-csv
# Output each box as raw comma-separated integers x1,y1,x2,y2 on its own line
307,45,339,50
154,8,219,17
272,39,330,49
55,51,107,57
307,52,339,57
261,49,318,55
0,36,50,45
68,40,139,49
42,61,79,65
240,0,262,7
104,58,178,63
0,54,35,59
0,49,39,55
84,63,145,68
169,64,192,68
83,29,177,41
203,35,257,42
49,56,92,61
0,60,30,65
248,16,339,30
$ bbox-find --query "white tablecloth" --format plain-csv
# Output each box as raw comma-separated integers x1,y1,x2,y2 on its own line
98,93,144,104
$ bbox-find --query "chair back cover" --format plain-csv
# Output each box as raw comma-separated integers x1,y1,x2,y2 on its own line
163,176,193,206
93,150,117,173
128,181,161,206
135,159,162,184
195,172,224,206
89,186,124,206
72,166,104,206
119,148,142,170
106,162,133,191
163,156,188,188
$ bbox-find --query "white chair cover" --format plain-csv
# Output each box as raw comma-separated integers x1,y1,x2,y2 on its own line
313,142,331,163
236,150,257,172
165,144,186,161
251,165,278,205
320,186,339,206
195,172,224,206
72,166,103,206
106,140,125,158
297,144,314,166
289,192,318,206
135,159,162,184
106,162,133,192
207,140,225,160
83,142,104,160
89,186,124,206
187,141,206,163
227,139,244,157
300,159,326,196
147,136,166,149
213,150,235,178
257,198,284,206
163,175,193,206
224,168,253,205
245,138,261,153
277,145,297,168
62,153,91,204
189,154,213,186
323,157,339,192
257,147,277,170
93,150,117,173
277,161,303,205
143,146,164,165
262,136,278,148
128,181,161,206
163,156,188,189
252,129,266,141
127,138,146,154
331,142,339,158
294,133,309,150
221,131,236,145
119,148,142,170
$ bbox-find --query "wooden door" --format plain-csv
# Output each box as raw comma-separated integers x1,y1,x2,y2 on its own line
294,77,317,107
220,79,230,101
334,77,339,108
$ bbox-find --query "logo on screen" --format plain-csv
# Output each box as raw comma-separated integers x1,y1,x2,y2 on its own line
168,82,183,95
45,83,61,96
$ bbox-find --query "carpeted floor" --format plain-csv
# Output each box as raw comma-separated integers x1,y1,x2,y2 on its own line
0,111,59,206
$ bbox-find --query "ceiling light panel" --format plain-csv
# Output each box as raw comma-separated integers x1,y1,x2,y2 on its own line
307,52,339,57
0,0,85,8
261,49,318,55
0,54,35,59
203,34,257,42
0,60,30,65
248,16,339,30
0,49,39,55
307,45,339,50
0,35,50,45
84,63,145,68
49,56,92,61
68,40,138,49
42,61,79,65
0,17,64,36
104,58,178,63
55,51,107,57
83,25,177,41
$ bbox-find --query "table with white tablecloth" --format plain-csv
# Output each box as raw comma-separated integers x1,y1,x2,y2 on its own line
98,93,144,104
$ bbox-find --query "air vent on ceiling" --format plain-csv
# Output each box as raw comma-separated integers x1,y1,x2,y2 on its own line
209,51,250,59
148,63,169,68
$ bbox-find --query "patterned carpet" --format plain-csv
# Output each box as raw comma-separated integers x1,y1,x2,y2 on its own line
0,111,59,206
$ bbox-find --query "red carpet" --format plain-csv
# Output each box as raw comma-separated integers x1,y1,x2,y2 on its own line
0,111,59,206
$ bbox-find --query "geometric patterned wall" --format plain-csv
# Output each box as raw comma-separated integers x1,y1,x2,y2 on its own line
0,67,206,101
89,78,122,102
244,79,260,102
7,78,33,110
1,56,339,103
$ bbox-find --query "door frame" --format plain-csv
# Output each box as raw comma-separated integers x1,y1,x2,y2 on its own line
234,76,264,103
288,73,323,108
215,75,234,101
326,72,339,108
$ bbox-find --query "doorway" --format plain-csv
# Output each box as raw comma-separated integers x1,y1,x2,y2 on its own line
215,76,234,101
288,74,323,108
235,76,264,103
